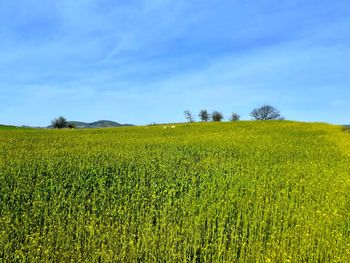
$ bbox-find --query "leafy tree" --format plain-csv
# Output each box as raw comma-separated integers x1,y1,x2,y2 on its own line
250,105,283,120
230,113,240,121
212,111,224,122
199,109,210,122
52,116,68,129
184,110,195,123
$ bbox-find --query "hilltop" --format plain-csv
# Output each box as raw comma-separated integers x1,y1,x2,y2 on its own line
47,120,134,129
0,125,18,130
0,125,31,130
1,120,134,129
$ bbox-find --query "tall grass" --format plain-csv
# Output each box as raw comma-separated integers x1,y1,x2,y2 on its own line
1,121,350,262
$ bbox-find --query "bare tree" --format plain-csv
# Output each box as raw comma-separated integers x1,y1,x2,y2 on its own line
184,110,195,123
250,105,283,120
211,111,224,122
52,116,68,129
199,109,210,122
230,113,240,121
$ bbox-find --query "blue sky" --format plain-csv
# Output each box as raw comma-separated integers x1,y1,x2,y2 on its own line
1,0,350,126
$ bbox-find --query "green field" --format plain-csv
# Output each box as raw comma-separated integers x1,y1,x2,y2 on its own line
1,121,350,262
0,125,23,130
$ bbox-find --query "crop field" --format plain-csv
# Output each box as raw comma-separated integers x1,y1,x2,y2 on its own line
1,121,350,262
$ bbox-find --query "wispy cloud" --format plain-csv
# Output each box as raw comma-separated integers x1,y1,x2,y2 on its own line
1,0,350,125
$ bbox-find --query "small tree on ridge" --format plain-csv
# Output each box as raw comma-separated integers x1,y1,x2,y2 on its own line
52,116,68,129
212,111,224,122
250,105,283,120
230,113,240,121
184,110,195,123
199,109,210,122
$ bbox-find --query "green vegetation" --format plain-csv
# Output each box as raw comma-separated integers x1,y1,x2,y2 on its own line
1,121,350,262
0,125,14,130
0,125,27,130
51,116,68,129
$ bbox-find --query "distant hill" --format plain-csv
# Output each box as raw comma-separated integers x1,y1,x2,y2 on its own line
0,125,18,130
49,120,134,129
0,125,32,130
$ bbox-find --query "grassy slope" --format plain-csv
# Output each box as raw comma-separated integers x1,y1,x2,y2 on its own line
1,121,350,262
0,125,21,130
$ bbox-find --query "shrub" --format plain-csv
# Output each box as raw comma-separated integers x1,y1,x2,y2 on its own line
212,111,224,122
67,123,76,129
52,116,68,129
230,113,240,121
